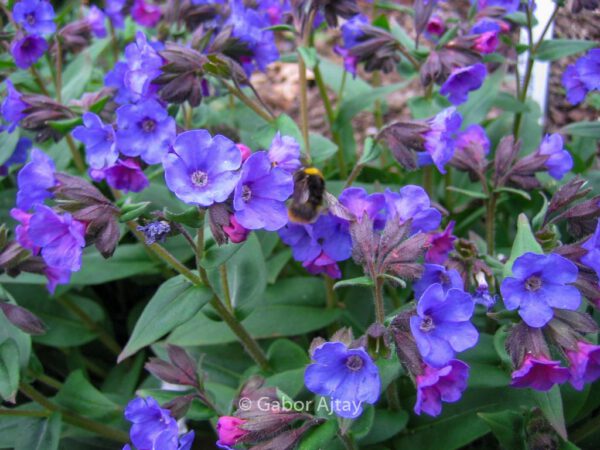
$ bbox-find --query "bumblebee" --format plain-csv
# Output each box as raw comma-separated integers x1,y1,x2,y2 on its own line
288,167,326,223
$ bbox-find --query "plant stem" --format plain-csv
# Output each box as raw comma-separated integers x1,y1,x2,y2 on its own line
298,55,311,160
58,296,122,357
109,23,120,63
324,276,337,309
219,265,233,311
339,432,358,450
386,380,401,411
485,193,497,256
54,37,63,103
373,277,386,324
183,103,193,130
30,371,63,390
29,66,51,96
19,383,129,443
444,168,453,211
572,411,600,444
222,81,274,123
65,129,86,173
423,166,434,199
0,409,49,418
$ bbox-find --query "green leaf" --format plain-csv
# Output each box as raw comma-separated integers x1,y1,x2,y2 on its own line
298,420,339,450
119,201,151,222
0,128,21,166
535,39,597,62
318,58,370,98
478,410,527,450
310,132,338,164
352,406,375,439
495,187,532,201
531,386,567,440
267,339,309,372
503,214,543,278
493,92,529,113
358,137,380,165
119,276,212,362
201,238,245,270
0,339,20,402
389,18,416,50
532,192,549,230
15,412,61,450
334,276,374,289
48,116,83,134
298,46,318,69
0,287,31,368
561,121,600,139
266,249,292,284
458,67,505,126
360,409,408,445
54,370,120,420
446,186,489,200
61,38,110,102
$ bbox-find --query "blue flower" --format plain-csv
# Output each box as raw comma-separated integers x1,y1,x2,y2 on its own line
29,205,86,272
16,148,56,211
11,34,48,70
500,252,581,328
116,99,176,165
233,152,293,231
267,132,301,173
413,264,464,300
87,5,107,38
305,342,381,419
562,64,589,105
72,112,118,169
383,185,442,233
410,283,479,368
138,221,171,245
105,0,126,28
421,107,462,174
440,64,487,105
339,186,386,226
576,48,600,91
581,219,600,281
123,396,195,450
477,0,520,14
536,133,572,180
0,137,31,176
163,130,242,206
13,0,56,35
2,80,28,132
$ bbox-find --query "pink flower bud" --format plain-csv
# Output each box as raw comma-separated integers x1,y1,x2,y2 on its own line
236,143,252,162
217,416,248,446
224,215,250,244
472,31,499,54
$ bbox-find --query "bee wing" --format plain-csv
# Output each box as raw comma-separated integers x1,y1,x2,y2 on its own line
324,191,355,221
292,177,311,204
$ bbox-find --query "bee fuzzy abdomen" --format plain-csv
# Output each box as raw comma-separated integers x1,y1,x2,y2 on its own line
288,168,326,223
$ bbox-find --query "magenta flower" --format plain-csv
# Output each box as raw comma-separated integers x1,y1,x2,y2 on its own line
267,132,301,173
16,148,56,211
472,31,498,54
131,0,162,27
535,134,573,180
500,252,580,328
414,360,469,416
233,152,293,231
223,215,250,244
410,283,478,368
164,130,242,207
116,99,175,165
384,185,442,233
303,252,342,278
72,112,118,170
13,0,56,35
11,34,48,69
425,221,456,264
29,205,86,271
425,16,445,39
511,354,570,391
440,64,487,105
216,416,248,448
305,342,381,418
91,159,149,193
566,341,600,391
2,80,28,132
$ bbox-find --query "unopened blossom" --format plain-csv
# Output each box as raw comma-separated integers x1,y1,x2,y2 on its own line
425,16,445,39
13,0,56,35
72,113,118,170
164,130,242,206
116,99,175,165
16,148,56,211
131,0,162,27
413,264,464,300
237,143,252,162
511,354,570,391
91,159,149,193
267,133,301,173
384,185,442,233
305,342,380,418
123,396,194,450
415,360,470,416
501,252,580,328
536,134,573,180
410,283,478,368
2,80,28,132
453,124,490,170
566,341,600,390
233,152,293,231
472,31,498,54
216,416,249,448
440,64,487,105
29,205,86,272
0,137,31,176
581,219,600,280
421,107,462,173
138,221,171,245
426,221,456,264
223,215,250,244
11,34,48,69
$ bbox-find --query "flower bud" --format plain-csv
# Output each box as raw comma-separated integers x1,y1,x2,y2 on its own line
54,20,93,55
0,302,47,335
493,135,521,187
20,95,76,142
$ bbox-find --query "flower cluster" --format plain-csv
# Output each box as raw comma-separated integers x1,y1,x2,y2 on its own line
562,48,600,105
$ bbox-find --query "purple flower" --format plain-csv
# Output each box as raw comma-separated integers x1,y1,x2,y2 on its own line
258,0,291,25
581,219,600,280
138,221,170,245
164,130,242,206
0,137,31,176
566,341,600,391
472,31,498,54
11,208,38,253
2,80,28,132
384,185,442,233
473,272,496,309
267,132,301,173
13,0,56,35
104,62,131,104
334,45,359,77
305,342,381,419
470,18,501,35
440,64,487,105
116,99,175,165
227,0,279,75
124,396,194,450
425,16,446,39
336,14,368,76
576,48,600,91
535,134,572,180
91,159,149,193
511,354,570,391
131,0,162,27
410,283,478,368
422,107,462,174
233,152,293,231
455,124,490,160
413,264,464,300
477,0,520,13
87,5,107,38
29,205,86,271
11,34,48,69
562,65,589,105
16,148,56,211
339,187,386,226
72,112,118,169
500,252,580,328
414,360,469,416
425,221,456,264
279,213,352,278
105,0,126,28
45,265,71,294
